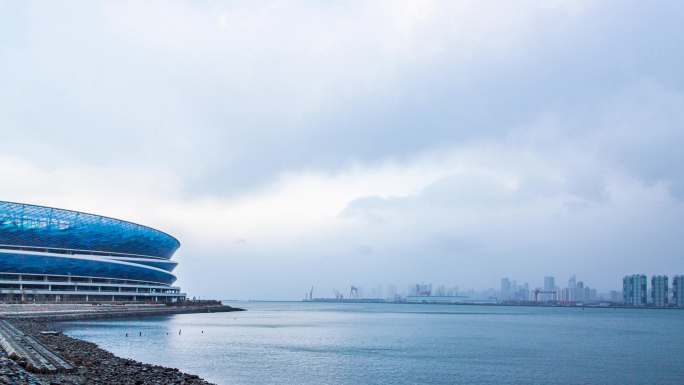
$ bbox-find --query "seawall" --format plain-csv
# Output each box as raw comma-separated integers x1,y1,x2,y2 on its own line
0,303,244,322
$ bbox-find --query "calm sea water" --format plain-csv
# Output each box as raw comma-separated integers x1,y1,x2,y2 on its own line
60,302,684,385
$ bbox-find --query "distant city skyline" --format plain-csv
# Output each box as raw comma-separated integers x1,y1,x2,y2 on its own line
303,272,684,307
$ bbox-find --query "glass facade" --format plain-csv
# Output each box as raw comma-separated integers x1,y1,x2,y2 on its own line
0,251,176,285
0,201,179,258
0,201,184,300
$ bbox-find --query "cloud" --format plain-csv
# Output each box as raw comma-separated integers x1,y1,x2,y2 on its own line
1,1,683,298
0,1,600,193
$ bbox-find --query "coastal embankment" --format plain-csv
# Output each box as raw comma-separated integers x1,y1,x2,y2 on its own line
0,302,243,385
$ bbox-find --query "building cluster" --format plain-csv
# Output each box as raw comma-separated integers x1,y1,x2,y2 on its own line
406,283,460,297
623,274,684,307
499,274,684,307
313,275,684,308
557,275,598,303
499,275,599,304
499,278,530,302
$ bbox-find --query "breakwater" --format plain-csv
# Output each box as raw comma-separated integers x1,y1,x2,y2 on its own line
0,303,243,385
0,303,242,322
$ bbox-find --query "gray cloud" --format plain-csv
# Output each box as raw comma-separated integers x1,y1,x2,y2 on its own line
1,1,683,298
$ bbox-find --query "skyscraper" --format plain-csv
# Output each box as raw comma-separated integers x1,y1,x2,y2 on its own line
576,281,586,302
544,276,555,291
500,278,512,301
651,276,668,307
567,275,582,302
544,276,555,301
623,274,647,306
672,275,684,308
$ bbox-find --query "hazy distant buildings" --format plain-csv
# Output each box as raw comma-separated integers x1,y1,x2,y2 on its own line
516,283,530,302
497,278,531,302
498,273,683,307
500,278,512,301
498,275,605,304
623,275,647,306
409,284,432,297
313,275,682,306
562,275,577,303
672,276,684,308
557,277,598,303
609,290,622,303
564,274,577,302
650,276,668,307
544,276,555,302
386,285,398,301
576,281,586,302
544,276,555,291
404,282,474,304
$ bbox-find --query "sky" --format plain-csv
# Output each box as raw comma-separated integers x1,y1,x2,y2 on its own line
1,1,683,299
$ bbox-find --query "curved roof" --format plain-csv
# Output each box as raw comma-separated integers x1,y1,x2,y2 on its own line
0,201,180,259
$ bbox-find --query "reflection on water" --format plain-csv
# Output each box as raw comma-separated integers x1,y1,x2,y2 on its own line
61,302,684,385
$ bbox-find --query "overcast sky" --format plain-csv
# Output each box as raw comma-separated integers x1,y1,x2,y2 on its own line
1,1,683,299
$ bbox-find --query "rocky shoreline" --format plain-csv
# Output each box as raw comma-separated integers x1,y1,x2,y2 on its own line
0,304,245,385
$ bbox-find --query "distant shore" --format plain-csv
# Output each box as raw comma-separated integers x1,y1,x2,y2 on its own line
301,298,684,310
0,303,244,385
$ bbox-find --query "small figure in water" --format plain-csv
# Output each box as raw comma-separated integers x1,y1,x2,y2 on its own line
139,331,142,336
125,333,128,337
178,329,182,335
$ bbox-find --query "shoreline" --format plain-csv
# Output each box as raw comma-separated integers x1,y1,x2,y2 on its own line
0,303,244,385
299,299,684,310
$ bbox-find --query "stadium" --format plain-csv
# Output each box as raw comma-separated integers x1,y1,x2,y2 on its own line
0,201,185,302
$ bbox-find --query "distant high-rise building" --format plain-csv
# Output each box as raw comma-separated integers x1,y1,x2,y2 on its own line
559,287,569,302
544,276,555,301
588,288,597,301
500,278,512,301
623,275,647,306
673,276,684,308
544,276,555,291
651,275,670,307
576,281,585,302
385,285,398,301
517,283,530,301
651,275,668,307
410,283,432,296
609,290,622,303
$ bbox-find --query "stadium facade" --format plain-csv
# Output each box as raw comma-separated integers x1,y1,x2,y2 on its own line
0,201,185,303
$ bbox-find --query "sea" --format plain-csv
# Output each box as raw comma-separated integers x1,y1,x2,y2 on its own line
60,302,684,385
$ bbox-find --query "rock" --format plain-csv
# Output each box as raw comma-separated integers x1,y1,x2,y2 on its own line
5,319,217,385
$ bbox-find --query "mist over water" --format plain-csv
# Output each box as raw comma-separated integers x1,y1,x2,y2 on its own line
61,302,684,385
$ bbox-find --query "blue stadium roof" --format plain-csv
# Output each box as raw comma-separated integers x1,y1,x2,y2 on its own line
0,201,180,259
